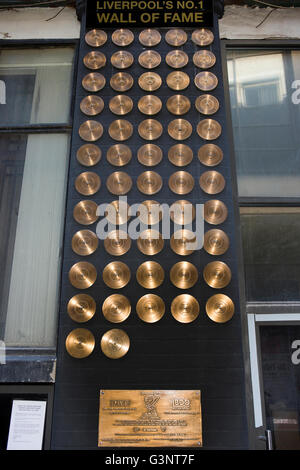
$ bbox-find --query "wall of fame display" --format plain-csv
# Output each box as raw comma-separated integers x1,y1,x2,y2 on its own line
51,11,249,449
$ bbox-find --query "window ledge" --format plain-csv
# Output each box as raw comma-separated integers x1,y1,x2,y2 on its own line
0,348,56,383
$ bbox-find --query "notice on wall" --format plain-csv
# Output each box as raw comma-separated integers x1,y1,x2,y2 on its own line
6,400,47,450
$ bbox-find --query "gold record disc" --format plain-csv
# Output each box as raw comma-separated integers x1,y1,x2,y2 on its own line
109,95,133,116
137,229,164,255
137,200,163,225
194,71,218,91
170,261,198,289
138,95,162,115
199,170,225,195
106,171,132,195
104,230,131,256
105,200,130,225
171,294,200,323
76,144,101,167
85,29,107,47
136,261,164,289
206,294,234,323
203,261,232,288
72,229,99,256
103,261,131,289
168,119,192,140
79,120,103,142
65,328,95,358
137,144,163,166
166,50,189,69
75,171,101,196
67,294,96,323
138,72,162,92
193,50,216,69
170,229,197,256
195,95,219,115
80,95,104,116
138,50,161,69
192,28,214,46
168,171,194,195
166,95,191,116
136,294,165,323
137,171,162,195
197,119,222,141
204,199,228,225
198,144,223,167
102,294,131,323
204,229,229,255
138,119,163,140
112,29,134,46
168,144,193,167
100,329,130,359
110,72,134,92
167,71,190,91
170,200,195,225
73,200,99,225
69,261,97,289
108,119,133,141
111,50,134,69
82,72,106,92
83,51,106,70
139,29,161,46
165,29,188,46
106,144,132,166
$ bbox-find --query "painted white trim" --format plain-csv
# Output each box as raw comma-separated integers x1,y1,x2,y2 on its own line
248,314,264,429
255,314,300,323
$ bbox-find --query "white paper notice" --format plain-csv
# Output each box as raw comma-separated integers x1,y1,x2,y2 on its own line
6,400,47,450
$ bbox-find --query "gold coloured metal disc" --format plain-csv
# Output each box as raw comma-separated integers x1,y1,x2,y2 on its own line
171,294,200,323
83,51,106,70
194,71,218,91
139,29,161,47
197,119,222,141
106,171,132,195
100,329,130,359
108,119,133,141
80,95,104,116
85,29,107,47
165,29,188,46
104,230,131,256
192,28,214,46
66,328,95,358
168,171,194,195
204,229,229,256
136,294,165,323
111,50,134,69
204,199,228,225
199,170,225,195
71,229,99,256
138,50,161,69
137,171,162,195
112,29,134,46
76,144,101,167
75,171,101,196
79,120,103,142
138,72,162,92
138,95,162,115
170,229,197,256
138,119,163,140
136,261,164,289
103,261,131,289
110,72,134,92
193,50,216,69
73,200,99,225
195,95,219,115
105,200,130,225
168,119,192,140
69,261,97,289
102,294,131,323
170,261,198,289
168,144,193,167
137,200,163,225
206,294,234,323
203,261,232,288
170,200,195,225
106,144,132,166
166,50,189,69
137,144,163,166
67,294,96,323
82,72,106,92
109,95,133,116
166,95,191,116
137,229,164,255
167,71,190,91
198,144,223,167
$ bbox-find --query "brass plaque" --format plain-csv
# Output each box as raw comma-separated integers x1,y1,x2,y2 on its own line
98,389,202,447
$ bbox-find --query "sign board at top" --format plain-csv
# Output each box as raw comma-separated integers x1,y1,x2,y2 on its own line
86,0,214,28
